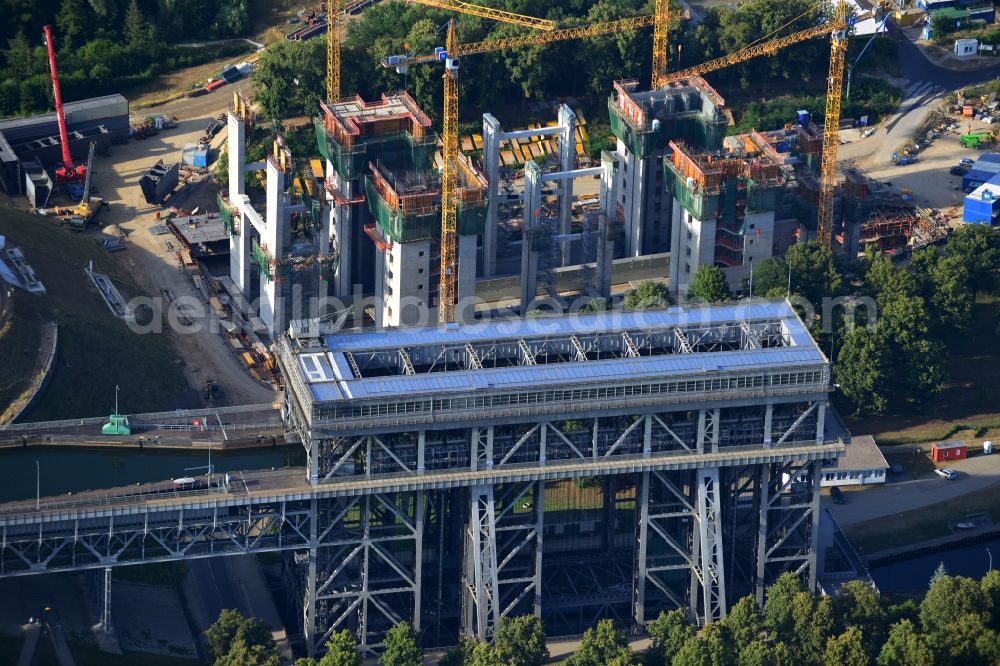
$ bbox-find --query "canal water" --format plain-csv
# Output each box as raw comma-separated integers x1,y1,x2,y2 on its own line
0,446,305,503
870,535,1000,593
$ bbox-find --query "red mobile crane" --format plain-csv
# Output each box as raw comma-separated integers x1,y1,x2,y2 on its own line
42,24,86,184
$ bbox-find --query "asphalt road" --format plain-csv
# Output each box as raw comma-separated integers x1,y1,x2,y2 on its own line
826,452,1000,526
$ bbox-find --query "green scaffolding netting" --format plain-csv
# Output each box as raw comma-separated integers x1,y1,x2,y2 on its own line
665,163,785,223
218,193,239,237
608,98,727,158
251,239,273,282
316,119,436,183
365,177,487,244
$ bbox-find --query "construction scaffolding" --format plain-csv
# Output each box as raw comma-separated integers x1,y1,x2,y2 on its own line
608,79,729,158
665,140,785,221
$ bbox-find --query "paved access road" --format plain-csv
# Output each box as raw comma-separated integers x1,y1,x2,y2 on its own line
826,452,1000,526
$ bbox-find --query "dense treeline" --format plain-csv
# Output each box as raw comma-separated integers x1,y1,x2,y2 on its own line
252,0,861,124
211,569,1000,665
0,0,250,116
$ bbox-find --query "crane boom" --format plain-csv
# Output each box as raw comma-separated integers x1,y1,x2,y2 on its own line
651,0,669,87
439,20,460,322
327,0,342,100
661,20,842,83
42,25,84,184
409,0,556,30
818,0,848,246
385,15,658,68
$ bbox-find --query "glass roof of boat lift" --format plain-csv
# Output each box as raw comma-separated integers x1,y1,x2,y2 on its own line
292,300,826,403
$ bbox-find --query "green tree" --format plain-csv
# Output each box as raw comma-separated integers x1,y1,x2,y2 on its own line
216,637,281,666
834,580,886,655
687,266,732,303
253,39,326,121
580,297,611,313
786,241,841,305
920,575,989,653
864,250,916,305
722,595,764,648
623,280,670,310
738,640,794,666
748,258,788,297
877,619,932,666
55,0,90,50
701,622,736,666
647,609,694,666
206,609,276,662
123,0,153,50
789,592,833,665
492,616,548,666
3,30,34,80
822,628,867,666
763,572,804,641
982,570,1000,630
469,640,504,666
294,659,318,666
929,253,973,330
380,622,421,666
566,619,632,666
671,635,711,666
319,629,360,666
439,636,479,666
945,224,1000,295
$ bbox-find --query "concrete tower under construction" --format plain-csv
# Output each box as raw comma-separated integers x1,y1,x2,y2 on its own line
315,93,487,325
608,78,729,258
666,133,790,296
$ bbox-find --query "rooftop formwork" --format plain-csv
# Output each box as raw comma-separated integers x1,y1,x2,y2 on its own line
274,300,844,654
607,77,730,260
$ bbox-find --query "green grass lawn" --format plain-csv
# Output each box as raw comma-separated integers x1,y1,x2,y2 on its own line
0,206,197,420
844,484,1000,555
0,290,45,416
847,297,1000,446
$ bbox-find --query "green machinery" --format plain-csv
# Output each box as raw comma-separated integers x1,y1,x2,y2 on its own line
101,385,131,436
961,132,993,150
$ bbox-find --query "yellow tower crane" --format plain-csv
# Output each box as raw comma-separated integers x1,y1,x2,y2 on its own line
387,13,666,321
662,2,848,247
818,0,849,246
327,0,341,100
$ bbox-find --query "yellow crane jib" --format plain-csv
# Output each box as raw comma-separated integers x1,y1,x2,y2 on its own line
818,0,849,247
407,0,557,30
661,19,846,84
381,15,660,71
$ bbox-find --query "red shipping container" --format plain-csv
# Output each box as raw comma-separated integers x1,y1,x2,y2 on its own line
931,441,967,462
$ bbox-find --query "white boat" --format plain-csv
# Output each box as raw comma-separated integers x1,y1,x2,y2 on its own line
956,522,976,530
172,477,196,485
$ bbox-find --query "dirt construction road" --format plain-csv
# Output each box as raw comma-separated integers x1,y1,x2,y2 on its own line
89,84,274,406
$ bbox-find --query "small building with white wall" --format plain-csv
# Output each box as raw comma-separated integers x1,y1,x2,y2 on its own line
821,435,889,487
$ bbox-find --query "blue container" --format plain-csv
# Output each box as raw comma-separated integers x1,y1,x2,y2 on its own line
963,195,996,223
192,147,208,168
964,168,995,190
796,110,809,125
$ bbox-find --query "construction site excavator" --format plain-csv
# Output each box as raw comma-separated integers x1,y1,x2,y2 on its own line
42,25,87,185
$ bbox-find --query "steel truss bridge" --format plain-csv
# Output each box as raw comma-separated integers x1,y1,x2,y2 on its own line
0,302,846,658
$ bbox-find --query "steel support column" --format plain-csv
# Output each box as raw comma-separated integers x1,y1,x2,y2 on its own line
696,468,727,622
